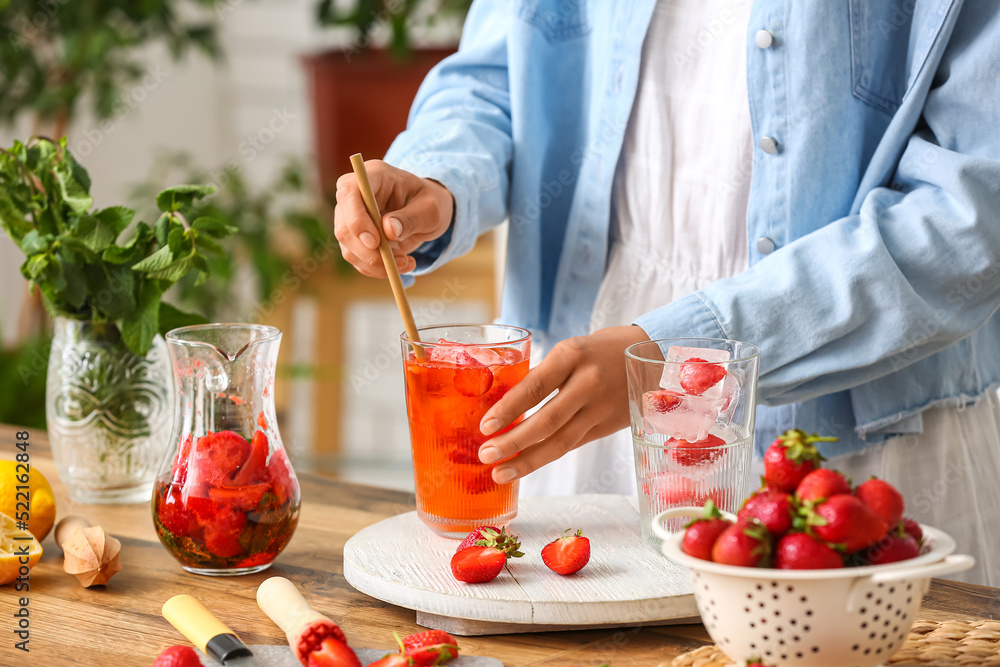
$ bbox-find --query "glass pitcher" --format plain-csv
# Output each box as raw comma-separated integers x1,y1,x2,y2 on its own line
152,324,300,575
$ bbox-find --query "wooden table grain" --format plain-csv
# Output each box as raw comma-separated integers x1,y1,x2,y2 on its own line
3,425,998,667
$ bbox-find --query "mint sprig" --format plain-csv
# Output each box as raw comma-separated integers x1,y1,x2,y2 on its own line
0,136,236,356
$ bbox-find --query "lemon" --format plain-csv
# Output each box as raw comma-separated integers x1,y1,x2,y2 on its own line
0,512,42,585
0,460,56,541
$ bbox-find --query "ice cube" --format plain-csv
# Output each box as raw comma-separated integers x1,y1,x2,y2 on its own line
642,390,727,442
429,342,482,366
659,345,731,398
464,346,503,366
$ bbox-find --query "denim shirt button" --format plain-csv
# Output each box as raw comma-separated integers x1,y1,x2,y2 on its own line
757,237,776,255
760,136,778,154
755,29,774,49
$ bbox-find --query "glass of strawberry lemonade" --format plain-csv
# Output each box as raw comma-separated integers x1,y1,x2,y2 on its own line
401,324,531,538
625,338,760,549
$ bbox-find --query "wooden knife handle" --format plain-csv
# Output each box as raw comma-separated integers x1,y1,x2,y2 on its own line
256,576,328,638
162,594,235,653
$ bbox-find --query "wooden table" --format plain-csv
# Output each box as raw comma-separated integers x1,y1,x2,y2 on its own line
5,425,999,666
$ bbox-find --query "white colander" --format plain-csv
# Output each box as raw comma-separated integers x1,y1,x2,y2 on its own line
653,507,974,667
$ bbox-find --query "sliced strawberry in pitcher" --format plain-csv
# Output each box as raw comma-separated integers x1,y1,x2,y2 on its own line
230,430,270,486
188,430,251,487
209,482,269,511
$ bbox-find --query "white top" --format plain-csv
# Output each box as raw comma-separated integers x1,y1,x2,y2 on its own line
521,0,755,497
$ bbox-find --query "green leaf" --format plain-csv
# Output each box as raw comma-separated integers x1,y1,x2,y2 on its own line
64,145,92,194
155,184,215,213
132,245,174,273
55,166,94,215
103,223,154,265
192,216,237,237
146,253,196,283
154,214,170,246
0,193,33,243
96,206,135,236
60,260,87,309
20,230,50,255
118,280,163,357
22,254,49,281
194,233,225,256
167,224,187,257
75,213,118,253
158,302,207,336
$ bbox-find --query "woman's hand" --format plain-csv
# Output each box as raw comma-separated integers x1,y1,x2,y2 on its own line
334,159,454,278
478,325,651,483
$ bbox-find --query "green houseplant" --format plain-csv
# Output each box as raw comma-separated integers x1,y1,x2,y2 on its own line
0,136,234,503
306,0,472,196
0,0,220,134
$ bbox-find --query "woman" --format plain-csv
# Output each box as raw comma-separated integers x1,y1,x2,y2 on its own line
334,0,1000,585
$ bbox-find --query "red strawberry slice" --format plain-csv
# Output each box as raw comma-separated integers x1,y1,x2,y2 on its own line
669,433,726,466
453,366,494,397
230,430,270,487
450,546,508,583
678,357,727,395
368,655,413,667
775,533,844,569
855,478,905,525
400,629,459,665
306,638,362,667
643,389,684,413
188,430,251,487
681,500,732,561
541,529,591,575
208,482,269,511
738,488,795,536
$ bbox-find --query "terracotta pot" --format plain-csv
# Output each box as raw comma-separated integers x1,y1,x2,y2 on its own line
303,48,455,198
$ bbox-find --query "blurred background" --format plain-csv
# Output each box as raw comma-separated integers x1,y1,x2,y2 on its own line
0,0,505,491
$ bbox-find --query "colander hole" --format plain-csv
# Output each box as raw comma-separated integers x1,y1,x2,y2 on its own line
803,625,811,632
861,622,868,629
744,606,750,613
864,648,871,655
902,613,909,620
893,625,899,633
881,633,888,640
895,609,901,617
793,635,800,642
870,632,877,639
907,583,913,591
852,644,860,652
877,583,884,588
750,622,756,628
866,592,873,599
759,602,765,608
877,647,883,654
884,619,891,627
889,587,895,594
780,654,787,660
811,646,820,654
709,599,716,606
806,610,813,616
750,643,757,649
703,584,709,591
790,619,797,626
861,607,867,614
796,652,803,658
887,603,893,610
772,581,779,588
763,635,770,641
778,639,785,646
906,597,912,604
764,650,772,657
772,593,779,600
747,593,753,599
800,595,808,603
786,585,794,592
876,598,882,605
773,610,781,617
873,614,881,621
776,626,784,634
756,584,763,590
761,618,768,625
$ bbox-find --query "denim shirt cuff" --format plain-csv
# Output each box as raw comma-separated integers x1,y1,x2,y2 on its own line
632,292,728,341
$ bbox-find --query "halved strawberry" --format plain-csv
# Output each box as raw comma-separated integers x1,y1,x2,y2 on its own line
208,482,269,511
230,430,270,487
399,630,459,666
669,433,726,466
307,638,362,667
541,529,591,575
450,546,508,583
368,655,413,667
678,357,727,395
643,389,683,413
453,366,494,397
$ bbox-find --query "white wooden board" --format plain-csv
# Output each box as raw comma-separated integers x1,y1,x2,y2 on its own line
343,494,698,635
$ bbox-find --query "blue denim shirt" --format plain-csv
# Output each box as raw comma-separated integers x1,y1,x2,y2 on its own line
384,0,1000,456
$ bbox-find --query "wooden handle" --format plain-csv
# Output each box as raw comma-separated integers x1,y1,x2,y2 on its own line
349,153,424,357
162,594,235,653
257,576,327,639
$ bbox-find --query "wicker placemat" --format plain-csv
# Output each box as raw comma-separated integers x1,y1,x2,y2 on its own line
668,619,1000,667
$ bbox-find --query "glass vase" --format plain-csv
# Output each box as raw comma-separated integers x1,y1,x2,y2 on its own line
152,324,300,576
47,317,172,504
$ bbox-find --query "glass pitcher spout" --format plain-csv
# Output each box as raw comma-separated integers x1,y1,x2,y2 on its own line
152,323,301,576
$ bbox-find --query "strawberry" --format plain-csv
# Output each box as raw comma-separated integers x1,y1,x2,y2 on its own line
855,478,904,525
451,528,522,583
711,519,772,567
368,656,413,667
901,517,924,545
399,630,459,665
802,494,890,554
451,546,508,583
307,638,362,667
681,500,732,561
153,645,201,667
775,533,844,569
269,447,298,505
643,472,729,508
230,430,270,487
737,488,795,536
458,465,496,495
857,530,920,566
746,661,774,667
208,482,269,511
453,366,494,397
171,434,193,486
795,468,850,502
541,529,591,575
643,389,683,413
456,526,502,552
762,429,833,492
188,430,251,487
669,433,726,466
678,357,727,395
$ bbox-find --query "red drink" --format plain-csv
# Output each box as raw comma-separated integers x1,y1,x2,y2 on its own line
402,325,531,537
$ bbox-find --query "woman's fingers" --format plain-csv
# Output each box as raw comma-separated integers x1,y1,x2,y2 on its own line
489,413,604,483
478,389,583,464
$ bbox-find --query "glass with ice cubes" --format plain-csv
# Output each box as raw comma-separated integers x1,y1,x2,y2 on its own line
401,324,531,538
625,338,760,548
